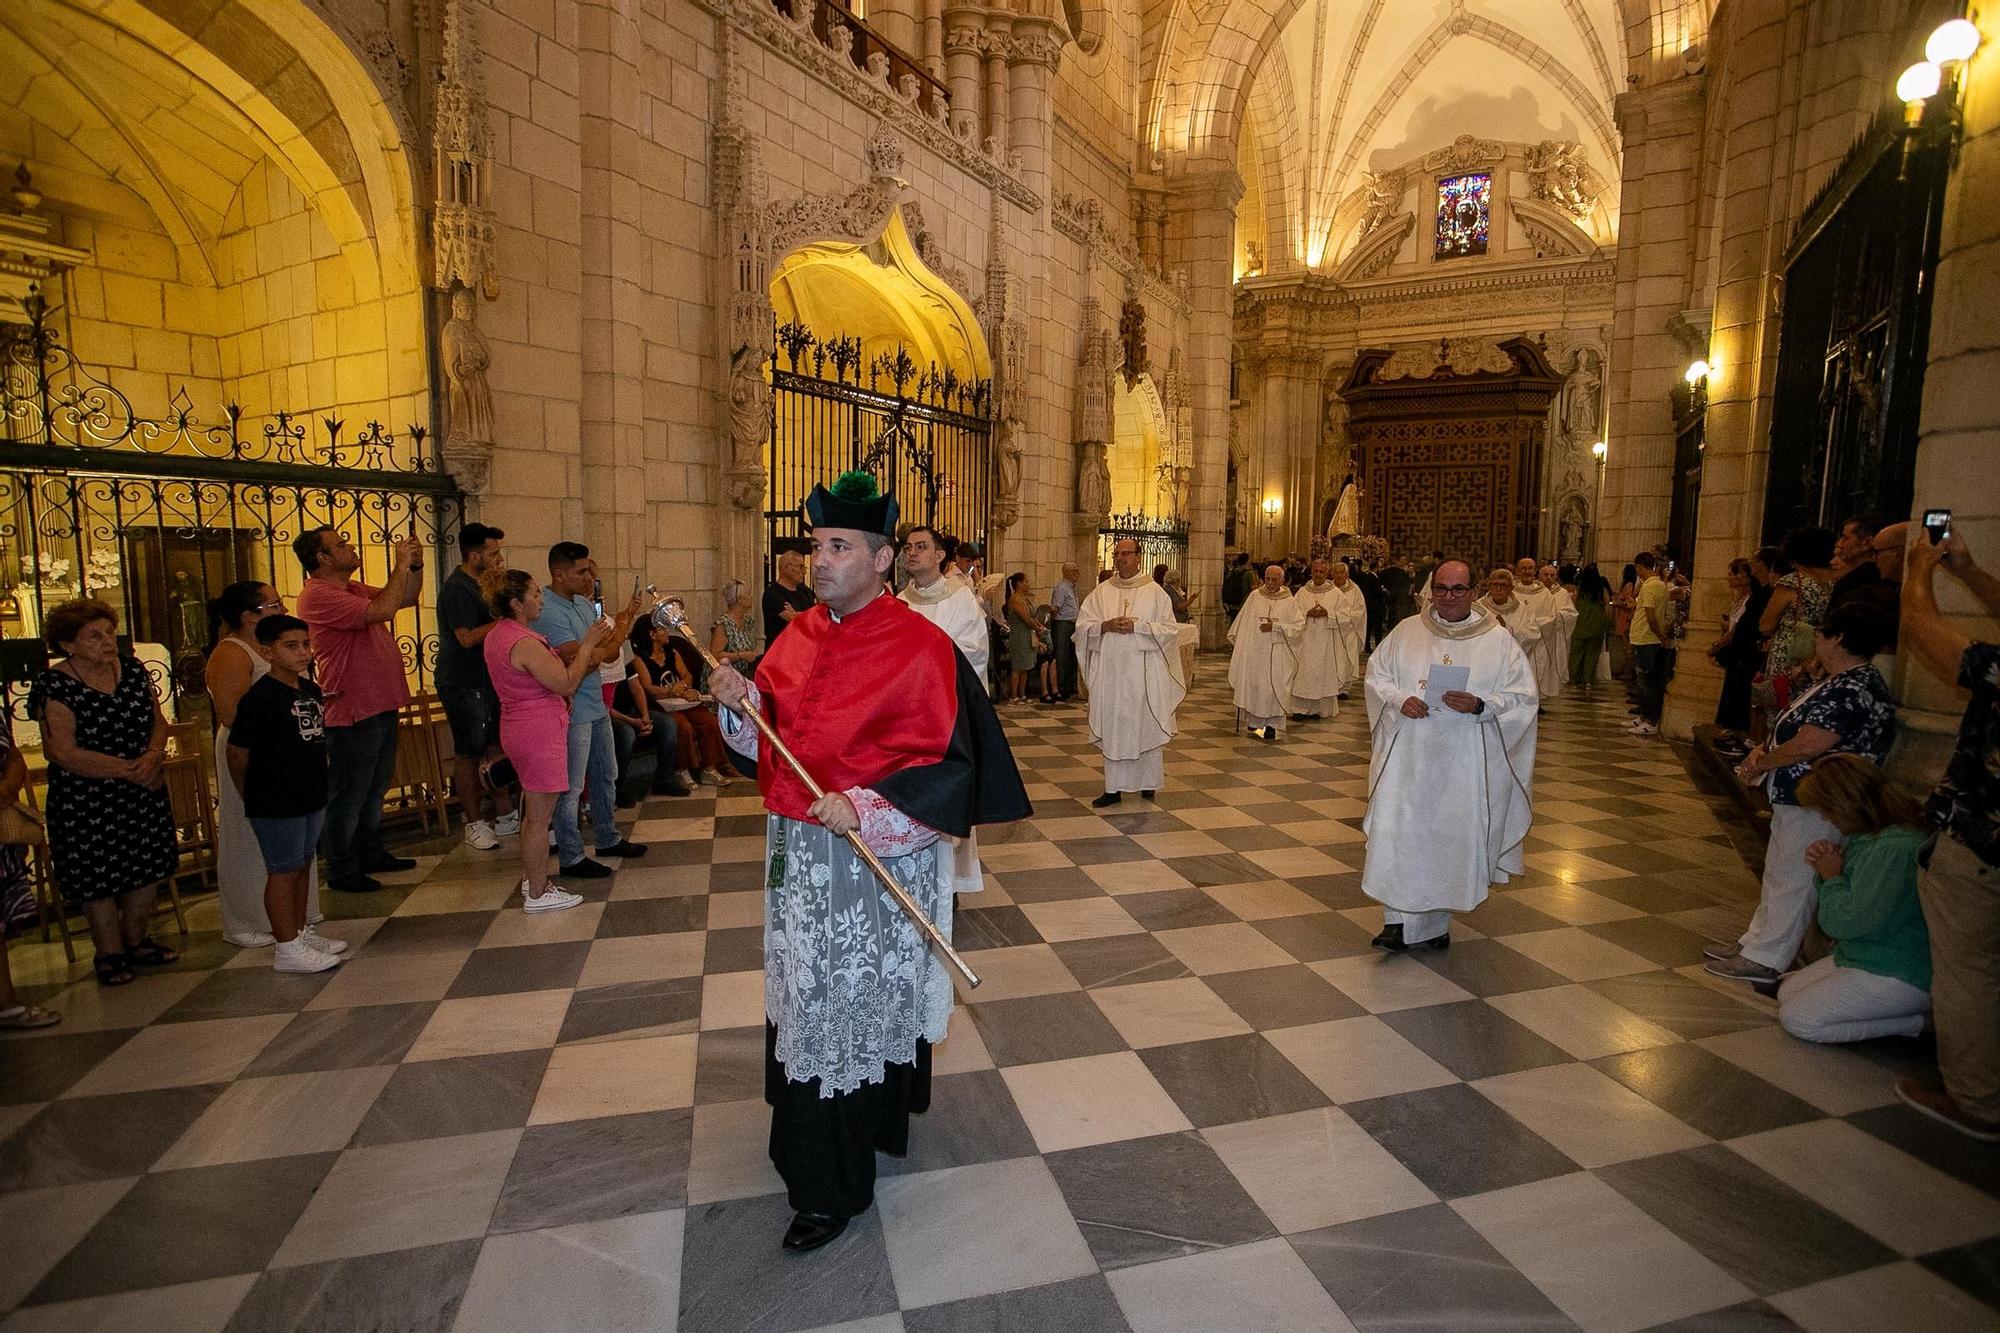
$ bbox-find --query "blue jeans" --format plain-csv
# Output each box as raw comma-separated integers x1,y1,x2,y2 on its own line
555,716,619,866
323,710,398,883
1632,643,1664,723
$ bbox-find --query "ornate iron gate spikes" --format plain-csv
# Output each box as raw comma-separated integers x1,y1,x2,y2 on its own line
0,286,461,715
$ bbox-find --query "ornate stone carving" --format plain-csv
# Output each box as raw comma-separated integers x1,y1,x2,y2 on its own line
1561,346,1603,444
1118,296,1147,391
900,203,980,312
1357,170,1404,238
985,256,1027,532
717,107,775,511
865,125,905,180
440,287,494,446
1420,135,1505,175
359,28,412,92
727,343,774,510
1335,212,1414,282
1076,441,1111,525
1075,295,1109,446
1008,31,1063,69
1050,192,1191,316
433,0,498,298
1525,140,1600,220
1378,337,1516,382
1508,197,1597,259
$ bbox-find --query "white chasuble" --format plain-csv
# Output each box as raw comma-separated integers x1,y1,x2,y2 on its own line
1077,576,1186,786
1227,588,1303,725
899,578,990,892
1294,580,1366,707
1361,607,1538,916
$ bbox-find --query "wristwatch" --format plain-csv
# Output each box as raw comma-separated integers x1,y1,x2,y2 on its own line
1472,699,1485,715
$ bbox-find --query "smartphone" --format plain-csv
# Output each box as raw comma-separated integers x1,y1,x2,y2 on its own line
1666,560,1677,576
591,578,604,619
1924,508,1952,546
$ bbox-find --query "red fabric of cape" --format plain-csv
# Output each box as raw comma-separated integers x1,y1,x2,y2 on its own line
752,593,957,823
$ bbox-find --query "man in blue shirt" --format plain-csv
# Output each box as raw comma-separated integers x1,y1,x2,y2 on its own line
533,542,648,878
1050,561,1081,702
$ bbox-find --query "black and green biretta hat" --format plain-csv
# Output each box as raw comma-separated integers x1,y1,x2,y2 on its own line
803,470,899,537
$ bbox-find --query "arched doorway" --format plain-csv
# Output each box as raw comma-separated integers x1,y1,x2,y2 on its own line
761,209,993,565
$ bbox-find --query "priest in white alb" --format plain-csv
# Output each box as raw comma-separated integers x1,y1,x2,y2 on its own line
1508,557,1564,700
1293,553,1366,717
1535,563,1576,697
1077,537,1187,807
1362,559,1538,950
1228,564,1302,740
899,522,990,893
1477,568,1551,697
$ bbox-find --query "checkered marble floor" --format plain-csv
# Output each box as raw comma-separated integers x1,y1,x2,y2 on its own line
2,664,1997,1332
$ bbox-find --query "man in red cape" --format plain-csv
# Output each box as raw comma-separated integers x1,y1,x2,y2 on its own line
711,471,1029,1253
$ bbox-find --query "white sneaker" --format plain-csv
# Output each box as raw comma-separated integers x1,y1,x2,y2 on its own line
1628,721,1659,736
463,820,500,851
521,881,584,912
298,926,348,955
273,938,341,973
492,810,522,837
225,931,276,949
700,767,734,787
675,770,697,790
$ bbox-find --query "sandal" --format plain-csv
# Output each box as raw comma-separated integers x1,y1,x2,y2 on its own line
126,937,180,967
0,1003,61,1029
93,952,137,987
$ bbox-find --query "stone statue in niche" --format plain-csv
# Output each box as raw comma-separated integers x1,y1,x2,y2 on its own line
1563,348,1602,443
1119,297,1147,391
1556,494,1589,565
1076,440,1110,520
726,343,772,510
440,287,494,446
994,418,1024,528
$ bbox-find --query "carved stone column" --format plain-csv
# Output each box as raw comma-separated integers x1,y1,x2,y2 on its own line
1005,22,1059,201
979,24,1011,154
1073,293,1112,539
432,0,499,494
715,114,776,586
941,13,983,140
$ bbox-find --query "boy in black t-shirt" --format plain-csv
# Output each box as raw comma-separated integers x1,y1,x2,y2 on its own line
227,615,343,974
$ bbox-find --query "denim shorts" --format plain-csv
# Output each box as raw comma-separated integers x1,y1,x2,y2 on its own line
249,810,327,874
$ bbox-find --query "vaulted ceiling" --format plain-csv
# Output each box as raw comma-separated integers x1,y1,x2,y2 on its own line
1243,0,1627,271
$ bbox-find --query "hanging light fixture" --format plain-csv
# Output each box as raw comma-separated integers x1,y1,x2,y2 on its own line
1898,60,1943,107
1684,359,1711,385
1926,18,1982,66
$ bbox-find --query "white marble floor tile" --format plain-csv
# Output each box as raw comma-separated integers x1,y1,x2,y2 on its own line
876,1157,1097,1308
0,1177,136,1312
154,1066,396,1170
1089,976,1253,1048
1472,1062,1709,1168
1693,1026,1900,1116
1310,954,1477,1013
1202,1106,1436,1234
1001,1052,1192,1153
454,1208,684,1333
1482,985,1681,1060
1496,927,1657,981
1107,1237,1357,1333
1769,1260,2000,1333
272,1129,522,1267
1264,1016,1457,1104
686,1098,785,1205
64,1015,294,1097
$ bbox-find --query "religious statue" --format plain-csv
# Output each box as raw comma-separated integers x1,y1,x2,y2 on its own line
1563,348,1602,442
1328,473,1363,541
994,417,1024,527
439,287,494,445
1119,297,1147,391
1357,170,1403,237
1528,141,1599,222
726,343,772,509
1076,441,1111,519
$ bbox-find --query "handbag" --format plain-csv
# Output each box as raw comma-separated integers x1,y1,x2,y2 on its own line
0,801,45,846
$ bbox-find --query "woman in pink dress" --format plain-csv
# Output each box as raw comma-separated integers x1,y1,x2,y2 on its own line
483,570,613,911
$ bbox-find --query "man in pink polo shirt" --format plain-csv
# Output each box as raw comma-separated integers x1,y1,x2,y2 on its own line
293,525,423,892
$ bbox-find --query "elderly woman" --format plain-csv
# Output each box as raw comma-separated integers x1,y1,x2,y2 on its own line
1708,598,1897,984
204,579,323,949
710,578,763,672
483,570,613,911
29,599,179,986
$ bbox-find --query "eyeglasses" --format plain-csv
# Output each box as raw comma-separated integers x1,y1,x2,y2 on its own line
255,601,284,611
1432,585,1474,595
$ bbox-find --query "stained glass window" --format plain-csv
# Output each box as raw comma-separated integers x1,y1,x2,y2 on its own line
1434,172,1491,260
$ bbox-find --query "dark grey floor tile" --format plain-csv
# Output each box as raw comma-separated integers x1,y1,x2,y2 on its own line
1139,1033,1331,1128
224,1238,482,1333
1052,933,1192,989
1920,1234,2000,1308
956,905,1047,951
1846,1104,2000,1196
702,926,767,974
1251,911,1377,963
0,1029,139,1104
1161,853,1276,886
1101,810,1191,836
1458,893,1569,939
156,966,335,1023
1290,1202,1580,1332
695,1025,766,1105
708,862,767,892
1064,837,1152,866
0,1083,224,1190
1343,1083,1577,1199
557,976,702,1044
1207,824,1306,853
879,1069,1039,1176
1637,1300,1804,1332
1203,963,1365,1030
1581,873,1717,914
26,1153,337,1303
1592,1045,1822,1140
445,940,589,999
966,991,1128,1067
359,911,493,958
902,1274,1132,1333
1584,972,1770,1039
597,895,709,938
1150,789,1223,811
315,884,413,919
1289,873,1374,911
996,868,1103,903
679,1192,897,1332
1412,938,1570,998
490,1108,692,1233
1046,1130,1276,1269
1598,1145,1895,1294
1582,916,1716,969
714,813,769,837
1118,888,1238,932
243,1002,437,1076
1381,1001,1574,1081
350,1049,551,1146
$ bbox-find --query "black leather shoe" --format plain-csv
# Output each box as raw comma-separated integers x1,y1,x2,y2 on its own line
559,858,613,879
1141,790,1155,799
329,874,383,894
1371,924,1408,952
1091,791,1122,808
367,854,418,873
782,1212,848,1252
652,780,694,797
597,839,649,858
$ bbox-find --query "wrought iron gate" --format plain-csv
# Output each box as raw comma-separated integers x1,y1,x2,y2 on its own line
765,321,991,569
0,290,460,724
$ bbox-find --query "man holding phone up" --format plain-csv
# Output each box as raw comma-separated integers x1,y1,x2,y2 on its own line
294,525,425,893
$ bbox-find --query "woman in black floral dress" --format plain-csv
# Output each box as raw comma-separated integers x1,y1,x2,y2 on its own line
28,599,179,985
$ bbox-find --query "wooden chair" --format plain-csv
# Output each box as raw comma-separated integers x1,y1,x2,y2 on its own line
389,692,454,836
158,754,212,935
21,776,75,964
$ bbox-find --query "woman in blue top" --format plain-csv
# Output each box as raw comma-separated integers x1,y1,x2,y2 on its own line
1708,598,1897,983
1779,754,1932,1043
